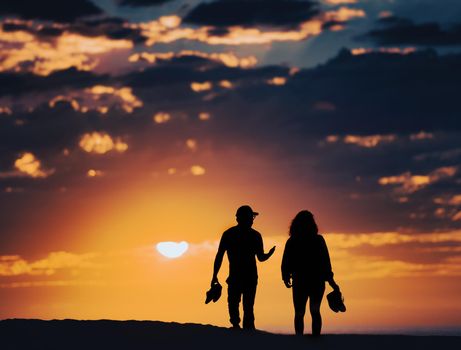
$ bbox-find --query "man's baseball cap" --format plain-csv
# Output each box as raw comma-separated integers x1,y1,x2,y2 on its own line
236,205,259,217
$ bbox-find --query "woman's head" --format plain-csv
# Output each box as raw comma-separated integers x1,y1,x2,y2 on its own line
289,210,318,237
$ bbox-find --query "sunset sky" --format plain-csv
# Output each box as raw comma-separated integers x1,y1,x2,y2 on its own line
1,0,461,334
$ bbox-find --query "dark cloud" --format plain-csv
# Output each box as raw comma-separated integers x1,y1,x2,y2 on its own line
124,55,288,88
119,0,174,6
0,0,103,23
0,68,108,98
350,240,461,264
69,18,147,43
1,50,461,232
1,18,146,43
183,0,319,28
362,17,461,46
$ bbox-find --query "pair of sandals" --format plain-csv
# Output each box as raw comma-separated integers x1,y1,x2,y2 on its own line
327,289,347,313
205,282,222,304
206,282,346,314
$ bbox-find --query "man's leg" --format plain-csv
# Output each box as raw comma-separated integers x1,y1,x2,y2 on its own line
242,282,257,330
227,283,242,328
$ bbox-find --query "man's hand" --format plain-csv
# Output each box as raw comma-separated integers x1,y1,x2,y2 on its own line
283,278,292,288
211,276,219,287
269,246,276,255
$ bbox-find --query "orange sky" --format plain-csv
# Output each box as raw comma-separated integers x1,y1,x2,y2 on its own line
1,0,461,335
1,168,461,333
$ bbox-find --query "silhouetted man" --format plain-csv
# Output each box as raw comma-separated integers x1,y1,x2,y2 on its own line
211,205,275,330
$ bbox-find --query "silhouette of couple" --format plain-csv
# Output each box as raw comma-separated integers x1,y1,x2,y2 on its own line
210,205,340,336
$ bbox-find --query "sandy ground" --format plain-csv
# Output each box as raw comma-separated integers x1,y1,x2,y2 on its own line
1,320,460,350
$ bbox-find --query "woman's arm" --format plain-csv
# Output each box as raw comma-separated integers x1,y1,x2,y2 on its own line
321,235,340,290
281,240,292,288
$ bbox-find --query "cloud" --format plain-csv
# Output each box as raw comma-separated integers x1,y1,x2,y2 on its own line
324,0,357,4
183,0,320,28
87,169,104,178
129,6,365,47
0,81,142,116
153,112,171,124
362,17,461,47
190,165,206,176
190,81,213,92
47,84,143,114
79,132,129,155
0,24,133,76
85,85,143,113
188,232,461,279
0,0,103,23
131,14,325,46
0,251,99,277
379,166,458,194
14,152,53,178
0,68,105,98
351,47,417,56
0,152,55,179
434,195,461,206
266,76,287,86
119,0,174,6
326,134,397,148
1,48,461,234
186,139,198,152
129,50,258,69
410,131,434,141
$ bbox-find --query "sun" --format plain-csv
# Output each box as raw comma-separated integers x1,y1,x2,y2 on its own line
156,241,189,258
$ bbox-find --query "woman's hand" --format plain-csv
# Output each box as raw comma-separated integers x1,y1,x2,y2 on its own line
329,279,340,291
283,277,292,288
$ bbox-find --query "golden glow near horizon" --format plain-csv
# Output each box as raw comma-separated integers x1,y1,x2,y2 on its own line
1,228,461,332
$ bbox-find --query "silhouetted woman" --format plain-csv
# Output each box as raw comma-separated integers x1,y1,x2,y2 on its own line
281,210,339,336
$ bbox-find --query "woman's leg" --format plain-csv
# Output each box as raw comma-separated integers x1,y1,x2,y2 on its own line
292,283,308,335
309,283,325,336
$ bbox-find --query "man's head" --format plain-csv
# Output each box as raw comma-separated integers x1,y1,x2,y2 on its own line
236,205,259,228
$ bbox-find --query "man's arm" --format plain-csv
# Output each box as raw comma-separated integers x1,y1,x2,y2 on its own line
256,233,276,262
211,235,226,286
